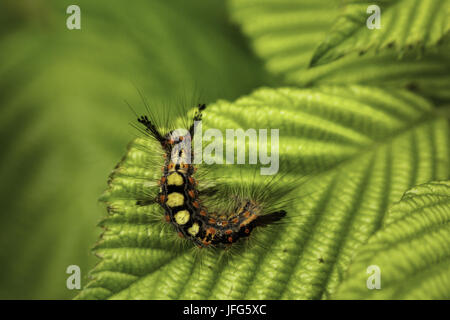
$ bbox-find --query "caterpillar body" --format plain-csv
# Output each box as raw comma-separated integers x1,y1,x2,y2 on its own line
136,103,286,248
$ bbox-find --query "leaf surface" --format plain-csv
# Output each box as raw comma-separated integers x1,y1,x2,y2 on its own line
228,0,450,102
77,86,449,299
311,0,450,66
333,181,450,299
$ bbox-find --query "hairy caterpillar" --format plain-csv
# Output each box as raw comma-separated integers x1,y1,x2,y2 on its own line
135,103,288,248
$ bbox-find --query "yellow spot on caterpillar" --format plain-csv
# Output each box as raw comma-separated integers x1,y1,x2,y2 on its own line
166,192,184,207
174,210,190,225
188,222,200,236
167,172,184,186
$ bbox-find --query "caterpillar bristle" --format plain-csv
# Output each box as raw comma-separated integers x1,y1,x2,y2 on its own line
137,115,167,144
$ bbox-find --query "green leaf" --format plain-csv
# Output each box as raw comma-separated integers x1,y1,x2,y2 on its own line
333,181,450,299
228,0,450,103
0,0,266,299
310,0,450,66
228,0,339,77
77,85,449,299
295,50,450,104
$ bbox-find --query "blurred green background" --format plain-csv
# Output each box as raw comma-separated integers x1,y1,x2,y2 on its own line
2,0,448,300
0,0,270,299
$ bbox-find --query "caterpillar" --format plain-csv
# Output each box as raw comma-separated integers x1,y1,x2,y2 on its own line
135,103,287,248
